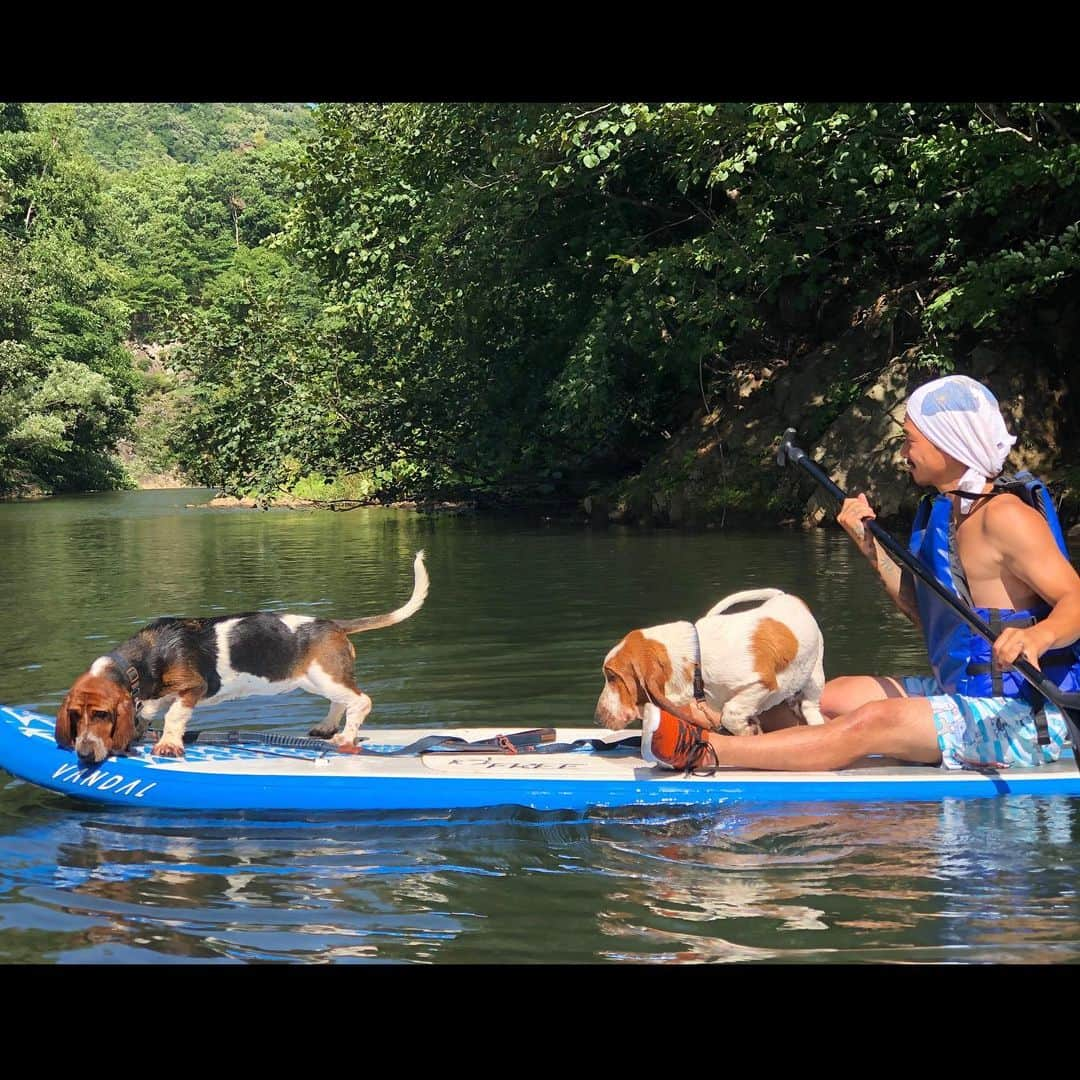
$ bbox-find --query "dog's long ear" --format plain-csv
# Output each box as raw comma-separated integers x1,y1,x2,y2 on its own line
603,653,636,705
55,694,75,749
112,693,137,754
625,633,672,706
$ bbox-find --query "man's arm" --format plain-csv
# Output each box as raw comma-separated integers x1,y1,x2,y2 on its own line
985,497,1080,668
837,495,921,625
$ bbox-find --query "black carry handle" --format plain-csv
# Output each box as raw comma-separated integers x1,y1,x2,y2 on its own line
777,428,1080,759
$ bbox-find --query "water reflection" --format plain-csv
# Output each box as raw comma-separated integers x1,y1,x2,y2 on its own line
0,791,1077,962
589,797,1080,963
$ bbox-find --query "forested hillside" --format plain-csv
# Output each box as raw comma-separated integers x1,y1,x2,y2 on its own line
67,103,313,170
4,102,1080,523
0,102,314,493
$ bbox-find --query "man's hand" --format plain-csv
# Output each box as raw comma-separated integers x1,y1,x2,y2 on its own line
837,494,878,563
836,492,919,625
993,624,1055,672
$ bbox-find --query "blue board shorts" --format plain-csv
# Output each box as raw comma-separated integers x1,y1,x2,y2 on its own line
900,675,1070,770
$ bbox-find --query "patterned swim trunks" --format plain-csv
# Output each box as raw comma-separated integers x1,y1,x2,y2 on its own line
900,675,1070,770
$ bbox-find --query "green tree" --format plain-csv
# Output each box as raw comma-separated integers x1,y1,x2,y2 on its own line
272,102,1080,503
101,137,305,340
0,104,136,493
65,102,315,170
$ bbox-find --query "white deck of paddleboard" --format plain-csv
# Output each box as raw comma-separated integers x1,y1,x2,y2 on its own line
134,726,1079,785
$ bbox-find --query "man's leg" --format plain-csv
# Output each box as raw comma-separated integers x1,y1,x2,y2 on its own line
665,695,942,772
820,675,911,719
758,674,913,732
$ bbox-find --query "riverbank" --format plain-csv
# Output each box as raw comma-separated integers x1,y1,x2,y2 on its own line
74,282,1080,534
168,279,1080,532
192,494,478,514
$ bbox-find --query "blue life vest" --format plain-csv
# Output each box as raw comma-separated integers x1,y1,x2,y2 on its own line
908,472,1080,699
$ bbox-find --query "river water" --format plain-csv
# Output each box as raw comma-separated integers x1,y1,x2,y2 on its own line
1,489,1078,963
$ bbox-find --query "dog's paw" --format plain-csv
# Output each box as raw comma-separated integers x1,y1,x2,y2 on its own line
151,736,186,758
308,722,339,739
686,709,726,734
684,700,726,733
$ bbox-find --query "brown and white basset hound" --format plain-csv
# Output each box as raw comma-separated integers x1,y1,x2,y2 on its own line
595,587,826,735
56,551,429,764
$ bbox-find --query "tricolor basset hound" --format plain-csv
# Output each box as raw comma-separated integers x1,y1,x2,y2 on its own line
56,551,429,764
595,587,826,735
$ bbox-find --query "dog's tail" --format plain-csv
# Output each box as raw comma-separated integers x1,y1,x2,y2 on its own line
702,587,785,619
333,551,429,635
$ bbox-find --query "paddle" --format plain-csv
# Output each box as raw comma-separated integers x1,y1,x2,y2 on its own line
776,427,1080,765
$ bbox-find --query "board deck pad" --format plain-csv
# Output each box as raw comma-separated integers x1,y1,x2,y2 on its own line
2,705,1078,812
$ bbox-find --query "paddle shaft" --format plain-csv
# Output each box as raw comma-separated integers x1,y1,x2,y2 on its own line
779,432,1080,720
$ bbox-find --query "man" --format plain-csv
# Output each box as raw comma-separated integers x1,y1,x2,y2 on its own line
645,374,1080,773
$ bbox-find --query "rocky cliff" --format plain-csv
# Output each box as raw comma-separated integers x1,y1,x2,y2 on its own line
602,288,1080,533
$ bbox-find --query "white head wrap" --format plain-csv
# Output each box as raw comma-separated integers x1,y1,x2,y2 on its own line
905,375,1017,515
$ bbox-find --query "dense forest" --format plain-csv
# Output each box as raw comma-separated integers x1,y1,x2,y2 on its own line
3,102,1080,521
69,103,314,170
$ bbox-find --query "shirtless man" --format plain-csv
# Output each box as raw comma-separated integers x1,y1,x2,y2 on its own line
645,374,1080,773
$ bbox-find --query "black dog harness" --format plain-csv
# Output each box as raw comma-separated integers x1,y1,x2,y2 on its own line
107,653,145,718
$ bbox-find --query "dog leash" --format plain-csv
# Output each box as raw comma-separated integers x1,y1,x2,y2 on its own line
690,621,706,702
352,729,641,756
139,727,642,757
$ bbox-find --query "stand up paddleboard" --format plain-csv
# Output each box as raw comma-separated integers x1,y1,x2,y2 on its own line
2,705,1079,812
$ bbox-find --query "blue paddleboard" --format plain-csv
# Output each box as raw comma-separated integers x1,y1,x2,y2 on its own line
2,705,1078,812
